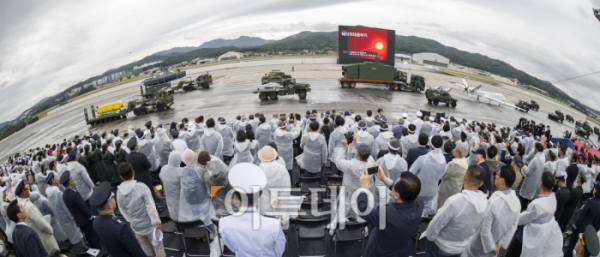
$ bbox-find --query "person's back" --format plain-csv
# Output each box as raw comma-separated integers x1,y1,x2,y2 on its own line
409,136,446,215
220,212,284,257
216,120,234,158
437,149,468,210
137,137,159,172
400,127,419,158
258,157,291,214
125,148,153,192
158,151,182,221
520,149,545,201
200,122,224,159
560,182,583,230
155,131,176,167
13,223,48,257
255,121,272,150
116,179,158,236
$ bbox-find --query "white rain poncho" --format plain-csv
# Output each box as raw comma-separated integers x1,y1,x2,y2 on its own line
520,152,545,200
259,160,292,214
117,180,161,235
65,160,95,201
233,120,247,133
296,132,327,173
16,197,59,253
137,135,159,171
464,190,521,257
374,153,407,205
437,157,468,210
183,128,202,152
373,131,394,158
334,147,376,199
229,140,258,167
579,164,594,194
155,129,176,167
400,134,418,158
200,128,224,159
202,155,229,188
544,159,558,176
419,122,433,138
468,141,489,166
255,123,273,151
178,150,216,228
32,163,49,197
216,124,235,156
424,190,488,255
518,194,563,257
159,151,182,221
410,148,447,215
367,125,380,139
355,130,375,158
329,126,348,162
412,119,424,135
273,126,301,170
45,186,83,244
29,192,69,243
451,126,462,143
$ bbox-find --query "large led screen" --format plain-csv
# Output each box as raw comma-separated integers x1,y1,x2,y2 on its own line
338,26,395,66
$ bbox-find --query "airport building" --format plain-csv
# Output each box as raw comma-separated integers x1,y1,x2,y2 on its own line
218,51,244,61
412,53,450,68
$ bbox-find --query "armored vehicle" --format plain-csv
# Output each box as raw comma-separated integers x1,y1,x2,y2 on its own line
339,57,425,92
425,87,457,107
527,100,539,111
261,70,293,85
173,72,213,92
566,114,574,123
576,125,591,139
595,127,599,135
548,110,564,123
142,67,186,86
516,100,530,113
253,80,311,100
196,72,213,88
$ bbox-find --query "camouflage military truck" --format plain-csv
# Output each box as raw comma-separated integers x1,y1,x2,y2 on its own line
566,114,574,123
174,78,196,92
173,72,213,92
425,87,457,107
196,72,213,88
253,80,311,100
339,57,425,92
261,70,293,85
548,110,564,123
516,100,530,113
574,121,592,138
595,126,599,135
527,100,540,111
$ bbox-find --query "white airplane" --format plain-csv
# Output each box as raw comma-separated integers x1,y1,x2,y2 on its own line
454,79,528,111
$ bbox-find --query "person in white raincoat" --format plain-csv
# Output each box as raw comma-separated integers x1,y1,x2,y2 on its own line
544,150,559,176
154,128,176,168
45,173,84,247
272,119,301,171
334,135,376,201
354,120,375,159
182,124,202,152
257,146,292,215
424,165,488,256
410,136,447,215
519,142,545,210
373,123,394,159
463,165,521,257
506,172,563,257
64,151,95,203
31,162,50,198
255,116,273,151
116,162,165,257
29,192,70,245
229,130,258,167
329,116,348,174
412,111,424,134
178,150,216,234
296,121,327,174
216,118,235,163
401,124,419,159
158,151,182,221
419,116,434,138
437,144,469,211
136,130,160,173
200,118,224,159
198,151,230,189
374,139,407,205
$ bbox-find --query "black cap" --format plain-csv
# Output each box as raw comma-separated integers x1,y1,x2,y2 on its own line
548,150,556,160
134,128,141,135
101,132,106,137
584,225,600,256
113,129,119,136
15,180,26,197
68,151,77,160
472,148,487,159
145,121,152,127
96,141,101,147
89,182,112,207
59,170,71,185
157,124,163,129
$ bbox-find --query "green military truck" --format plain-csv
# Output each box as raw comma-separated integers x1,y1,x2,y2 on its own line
548,110,564,123
516,100,530,113
566,114,574,123
595,126,599,135
425,87,457,107
253,80,311,100
527,100,539,111
173,72,213,92
339,57,425,92
261,70,293,85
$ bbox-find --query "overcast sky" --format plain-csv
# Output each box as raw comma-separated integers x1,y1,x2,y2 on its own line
1,0,599,123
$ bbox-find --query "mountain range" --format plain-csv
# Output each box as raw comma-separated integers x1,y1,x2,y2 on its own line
151,36,274,56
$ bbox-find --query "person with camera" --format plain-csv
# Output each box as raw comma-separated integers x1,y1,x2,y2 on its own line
409,135,446,216
336,133,376,200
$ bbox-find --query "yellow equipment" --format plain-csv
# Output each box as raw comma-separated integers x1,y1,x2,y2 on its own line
96,101,124,114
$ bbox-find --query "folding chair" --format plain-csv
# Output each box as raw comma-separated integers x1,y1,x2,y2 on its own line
160,215,181,252
299,201,327,220
333,220,368,257
413,215,433,255
173,219,212,257
295,218,329,257
298,176,321,195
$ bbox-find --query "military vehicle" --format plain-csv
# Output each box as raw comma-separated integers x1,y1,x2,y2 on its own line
548,110,564,123
566,114,574,123
339,57,425,92
425,87,457,107
84,83,174,126
142,67,186,86
595,126,599,135
516,100,530,113
574,121,593,138
526,100,539,111
253,80,311,100
173,72,213,92
261,70,293,85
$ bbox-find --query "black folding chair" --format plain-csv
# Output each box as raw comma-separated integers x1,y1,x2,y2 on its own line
173,219,212,257
211,218,236,257
413,215,433,255
160,215,181,252
299,201,328,220
333,220,368,257
295,218,329,257
298,176,321,195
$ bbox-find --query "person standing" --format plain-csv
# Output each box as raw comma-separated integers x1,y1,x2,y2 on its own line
200,118,224,160
89,182,147,257
135,129,160,181
101,144,120,182
373,123,394,159
412,111,424,134
45,173,84,250
216,118,235,165
257,146,292,214
473,149,491,195
355,120,376,159
255,116,272,151
409,136,446,215
158,151,182,222
436,144,468,210
113,140,128,172
171,130,188,153
392,117,405,139
219,163,286,257
463,166,521,257
405,133,430,169
559,174,585,231
296,121,327,177
565,182,600,257
60,171,102,250
357,169,423,257
28,192,70,247
519,142,545,211
375,139,407,183
117,163,165,257
6,200,48,257
329,116,348,175
400,124,419,159
419,116,434,138
125,137,154,194
272,119,301,173
554,172,570,222
154,128,175,168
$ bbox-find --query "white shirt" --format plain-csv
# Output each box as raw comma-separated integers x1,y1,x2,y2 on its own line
219,209,286,257
173,139,188,153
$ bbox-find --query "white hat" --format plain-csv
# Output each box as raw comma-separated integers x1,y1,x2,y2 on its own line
151,227,163,246
416,111,423,117
228,163,267,194
402,113,408,118
429,116,435,122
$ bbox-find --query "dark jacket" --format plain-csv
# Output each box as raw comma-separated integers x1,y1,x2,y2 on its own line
93,215,146,257
359,184,423,257
559,186,584,230
444,153,454,163
574,197,600,232
126,151,153,190
406,146,429,169
321,125,331,146
63,188,93,227
392,125,404,139
478,161,491,195
12,224,48,257
555,186,570,221
566,164,579,190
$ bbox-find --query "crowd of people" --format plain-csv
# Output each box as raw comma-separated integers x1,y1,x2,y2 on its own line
1,109,600,257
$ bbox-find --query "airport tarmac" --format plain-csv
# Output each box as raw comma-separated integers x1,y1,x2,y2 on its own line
1,59,593,161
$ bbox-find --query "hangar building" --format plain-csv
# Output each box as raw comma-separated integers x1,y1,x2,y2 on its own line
412,53,450,68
